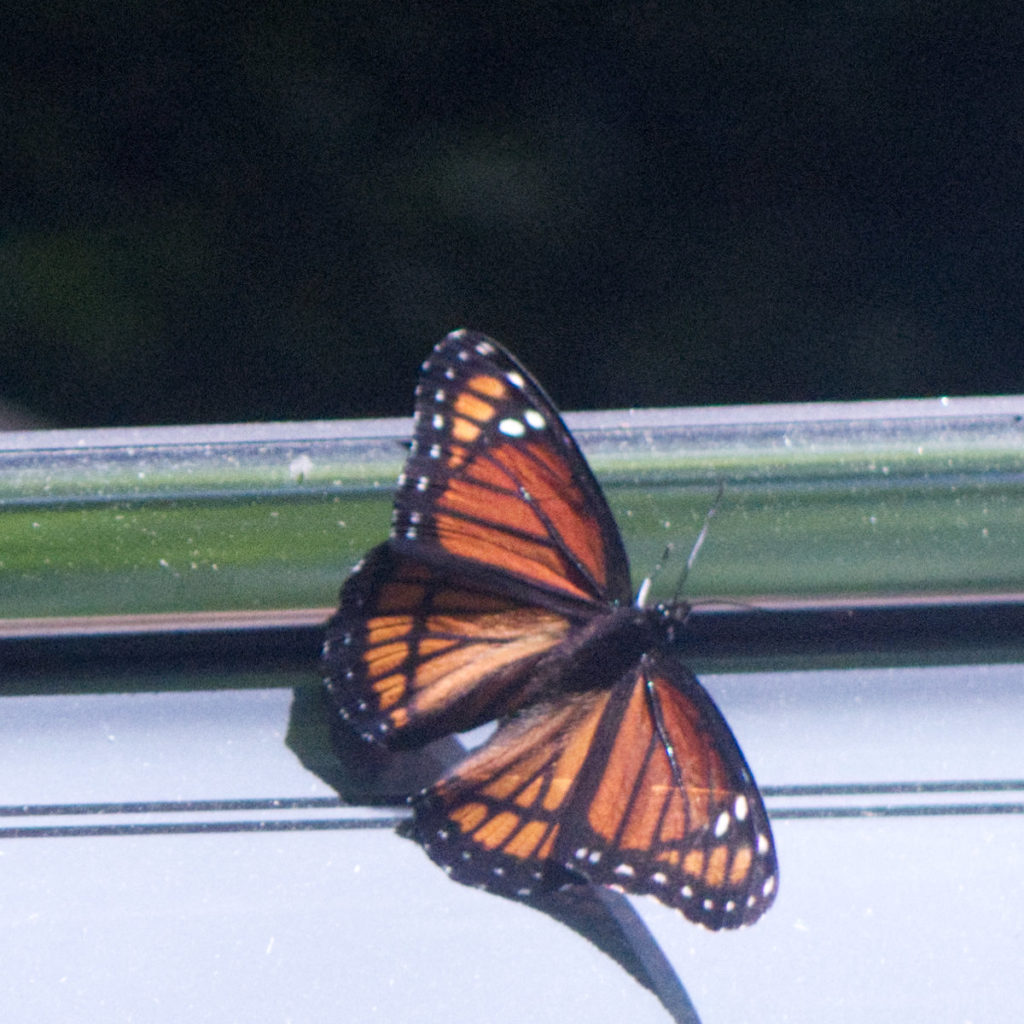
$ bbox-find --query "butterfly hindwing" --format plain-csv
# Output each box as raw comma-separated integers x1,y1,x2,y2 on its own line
390,330,633,611
407,649,777,929
402,690,612,897
324,544,575,748
566,654,777,928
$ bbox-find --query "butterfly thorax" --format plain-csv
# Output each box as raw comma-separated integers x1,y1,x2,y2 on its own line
518,599,690,703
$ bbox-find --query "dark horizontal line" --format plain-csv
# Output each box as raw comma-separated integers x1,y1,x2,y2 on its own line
761,779,1024,798
3,792,1023,841
4,597,1024,677
0,796,351,818
677,599,1024,660
773,802,1024,819
4,780,1020,820
4,779,1023,822
0,816,406,840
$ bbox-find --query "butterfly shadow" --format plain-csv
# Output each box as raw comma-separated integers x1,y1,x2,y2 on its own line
285,684,703,1024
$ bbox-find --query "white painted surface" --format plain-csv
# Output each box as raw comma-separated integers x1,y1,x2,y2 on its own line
1,664,1022,1022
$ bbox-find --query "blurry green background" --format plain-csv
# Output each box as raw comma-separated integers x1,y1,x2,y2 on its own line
3,4,1023,429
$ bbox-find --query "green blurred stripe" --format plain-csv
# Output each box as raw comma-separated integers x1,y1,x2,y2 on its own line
2,398,1022,620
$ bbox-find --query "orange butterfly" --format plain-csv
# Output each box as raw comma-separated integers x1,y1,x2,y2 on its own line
323,330,777,929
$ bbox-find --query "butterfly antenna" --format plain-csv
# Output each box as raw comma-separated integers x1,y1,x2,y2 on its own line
635,541,675,608
672,481,725,603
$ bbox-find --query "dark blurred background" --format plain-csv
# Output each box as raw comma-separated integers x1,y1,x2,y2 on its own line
3,4,1024,429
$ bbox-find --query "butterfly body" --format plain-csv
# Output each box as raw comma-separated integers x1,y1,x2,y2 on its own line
323,330,777,929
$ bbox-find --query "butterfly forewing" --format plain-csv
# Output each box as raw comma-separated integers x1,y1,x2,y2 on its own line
324,544,573,748
391,330,632,610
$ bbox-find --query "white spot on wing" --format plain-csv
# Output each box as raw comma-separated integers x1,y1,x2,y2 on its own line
714,811,730,837
523,408,545,430
498,417,526,437
735,794,749,821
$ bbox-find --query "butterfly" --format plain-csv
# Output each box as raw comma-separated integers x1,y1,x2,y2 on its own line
322,329,777,929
